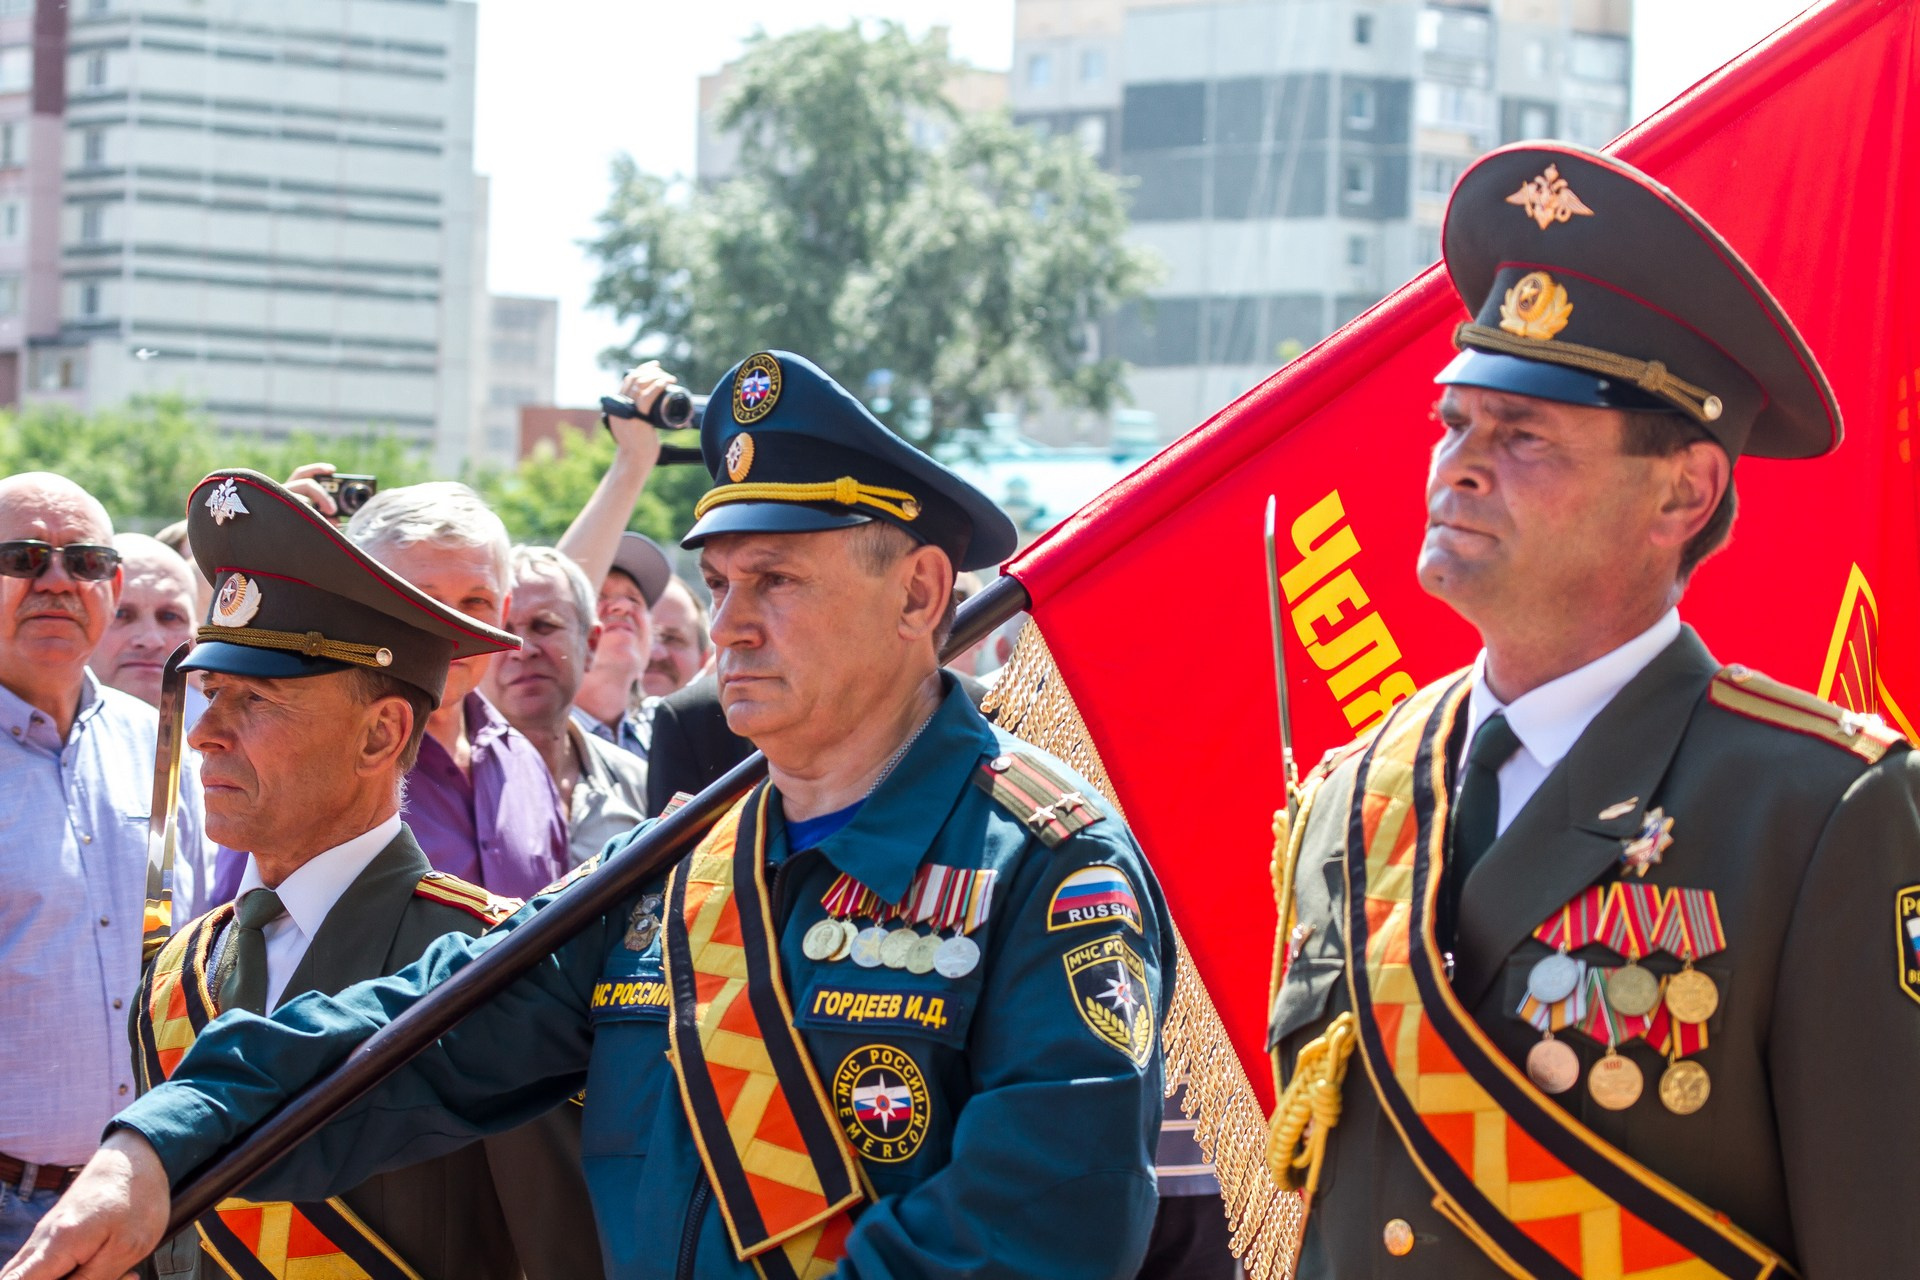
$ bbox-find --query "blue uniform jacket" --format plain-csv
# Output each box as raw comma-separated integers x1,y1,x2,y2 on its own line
115,677,1176,1280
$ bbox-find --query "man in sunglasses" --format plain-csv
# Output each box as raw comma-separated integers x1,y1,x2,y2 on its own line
0,471,207,1255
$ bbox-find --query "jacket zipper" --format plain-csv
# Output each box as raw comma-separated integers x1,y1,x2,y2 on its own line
676,1173,710,1280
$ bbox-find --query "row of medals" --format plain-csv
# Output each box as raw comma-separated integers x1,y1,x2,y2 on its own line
802,917,982,979
1524,949,1718,1115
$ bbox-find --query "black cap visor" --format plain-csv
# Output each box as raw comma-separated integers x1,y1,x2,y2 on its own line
179,640,354,682
1435,349,1682,415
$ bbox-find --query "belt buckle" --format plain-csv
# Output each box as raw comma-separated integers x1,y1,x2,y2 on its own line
16,1161,38,1197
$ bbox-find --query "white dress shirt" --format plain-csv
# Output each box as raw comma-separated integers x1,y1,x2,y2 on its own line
1461,609,1683,837
233,813,403,1011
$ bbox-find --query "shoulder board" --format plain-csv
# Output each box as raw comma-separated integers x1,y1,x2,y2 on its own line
536,852,600,898
661,791,698,818
1308,734,1373,782
414,871,521,926
972,750,1105,849
1707,664,1905,765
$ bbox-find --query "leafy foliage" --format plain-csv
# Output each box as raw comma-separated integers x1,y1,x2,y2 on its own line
473,426,707,548
586,22,1156,449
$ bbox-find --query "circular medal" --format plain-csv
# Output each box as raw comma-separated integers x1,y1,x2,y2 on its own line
1588,1051,1645,1111
833,919,861,961
1604,962,1661,1018
1664,967,1720,1024
906,933,941,976
803,919,845,962
1525,1036,1580,1095
879,928,917,970
933,934,981,978
1527,951,1582,1005
851,926,888,969
1658,1059,1711,1115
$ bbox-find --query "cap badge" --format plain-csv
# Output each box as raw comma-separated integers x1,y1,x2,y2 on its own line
1506,163,1594,230
212,572,263,627
726,432,755,482
205,477,249,525
1499,270,1573,342
733,352,783,424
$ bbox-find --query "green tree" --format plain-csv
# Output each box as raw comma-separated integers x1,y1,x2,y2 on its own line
0,396,431,530
474,426,708,548
585,22,1157,450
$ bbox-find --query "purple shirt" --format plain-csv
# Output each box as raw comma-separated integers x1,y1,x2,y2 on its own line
403,691,568,900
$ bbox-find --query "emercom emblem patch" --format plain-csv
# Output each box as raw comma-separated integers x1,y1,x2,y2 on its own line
1063,934,1154,1066
833,1045,930,1164
1897,884,1920,1008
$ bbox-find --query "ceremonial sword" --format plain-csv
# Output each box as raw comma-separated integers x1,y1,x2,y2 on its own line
142,642,193,963
162,575,1033,1234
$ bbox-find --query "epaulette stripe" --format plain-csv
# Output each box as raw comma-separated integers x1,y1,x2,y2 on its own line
972,750,1104,848
414,875,520,924
1708,669,1901,765
997,758,1082,843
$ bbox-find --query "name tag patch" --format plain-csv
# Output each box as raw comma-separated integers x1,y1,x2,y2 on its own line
1048,864,1142,933
805,985,957,1034
590,978,669,1021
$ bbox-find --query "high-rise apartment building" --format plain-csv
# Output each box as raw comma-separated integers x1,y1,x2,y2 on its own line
33,0,489,471
481,292,556,459
1011,0,1632,442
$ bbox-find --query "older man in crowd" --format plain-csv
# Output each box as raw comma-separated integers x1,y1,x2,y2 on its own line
642,576,711,698
0,473,205,1253
88,534,197,708
484,545,648,867
344,482,568,900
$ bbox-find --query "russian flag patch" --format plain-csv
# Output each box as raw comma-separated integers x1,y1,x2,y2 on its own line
1048,864,1142,934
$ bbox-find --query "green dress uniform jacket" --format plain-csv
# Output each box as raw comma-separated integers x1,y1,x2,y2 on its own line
115,677,1175,1280
1272,627,1920,1278
138,828,606,1280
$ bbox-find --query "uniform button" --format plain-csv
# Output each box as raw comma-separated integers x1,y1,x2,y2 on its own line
81,834,92,844
112,998,123,1009
989,754,1013,772
1726,663,1753,683
9,726,19,737
118,1084,128,1096
1383,1218,1415,1257
99,916,110,927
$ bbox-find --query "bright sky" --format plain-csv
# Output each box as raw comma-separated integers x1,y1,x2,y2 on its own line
473,0,1821,408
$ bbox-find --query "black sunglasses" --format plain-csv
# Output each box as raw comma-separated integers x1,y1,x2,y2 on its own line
0,540,123,582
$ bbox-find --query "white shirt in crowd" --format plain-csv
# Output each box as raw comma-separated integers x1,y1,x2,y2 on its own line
1461,608,1683,837
232,813,403,1011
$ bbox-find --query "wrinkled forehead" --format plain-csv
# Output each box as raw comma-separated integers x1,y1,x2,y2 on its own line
0,491,111,543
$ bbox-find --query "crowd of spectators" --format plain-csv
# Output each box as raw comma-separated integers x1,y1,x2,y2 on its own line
0,364,1029,1251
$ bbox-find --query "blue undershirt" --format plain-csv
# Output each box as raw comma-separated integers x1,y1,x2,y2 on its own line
783,799,865,853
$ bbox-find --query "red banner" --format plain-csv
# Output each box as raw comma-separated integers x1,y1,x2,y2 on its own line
1007,0,1920,1109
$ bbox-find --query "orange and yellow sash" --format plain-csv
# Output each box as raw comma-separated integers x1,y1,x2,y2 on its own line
1339,676,1793,1280
663,785,864,1280
135,908,423,1280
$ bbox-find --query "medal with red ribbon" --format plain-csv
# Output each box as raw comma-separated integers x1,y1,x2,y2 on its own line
1652,886,1725,1026
1597,881,1664,1018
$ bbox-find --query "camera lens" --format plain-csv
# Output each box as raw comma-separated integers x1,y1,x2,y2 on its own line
658,388,694,430
337,482,373,517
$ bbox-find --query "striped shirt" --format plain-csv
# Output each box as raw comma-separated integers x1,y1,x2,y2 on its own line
0,672,206,1166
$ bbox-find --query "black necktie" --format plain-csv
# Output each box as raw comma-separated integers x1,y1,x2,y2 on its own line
217,888,286,1015
1440,712,1523,956
1452,711,1524,882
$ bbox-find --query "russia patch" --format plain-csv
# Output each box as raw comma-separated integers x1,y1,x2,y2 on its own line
1048,864,1142,934
1898,884,1920,1008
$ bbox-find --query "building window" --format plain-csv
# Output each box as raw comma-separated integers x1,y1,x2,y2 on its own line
80,205,102,242
0,275,18,316
34,350,82,390
82,127,104,166
1566,105,1627,148
0,0,34,16
0,122,22,168
1346,235,1369,267
88,0,110,13
80,282,99,316
84,53,107,89
1519,104,1554,137
1346,85,1376,128
1568,34,1630,84
1417,82,1490,132
1026,53,1052,89
0,46,31,95
1342,159,1373,203
1353,13,1374,45
1079,48,1105,84
1415,224,1441,266
0,201,20,240
1523,39,1550,79
1075,114,1107,156
1416,155,1466,198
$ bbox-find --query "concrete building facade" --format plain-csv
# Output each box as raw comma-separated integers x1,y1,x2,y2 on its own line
481,291,556,460
1011,0,1632,442
38,0,491,472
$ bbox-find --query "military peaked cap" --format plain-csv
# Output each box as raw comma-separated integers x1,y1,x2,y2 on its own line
180,469,518,706
681,350,1018,572
1438,142,1840,460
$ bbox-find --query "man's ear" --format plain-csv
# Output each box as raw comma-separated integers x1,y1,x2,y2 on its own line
584,622,602,671
1652,439,1731,551
898,545,952,643
359,695,413,776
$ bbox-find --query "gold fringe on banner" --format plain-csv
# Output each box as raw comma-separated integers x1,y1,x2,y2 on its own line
983,623,1305,1279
